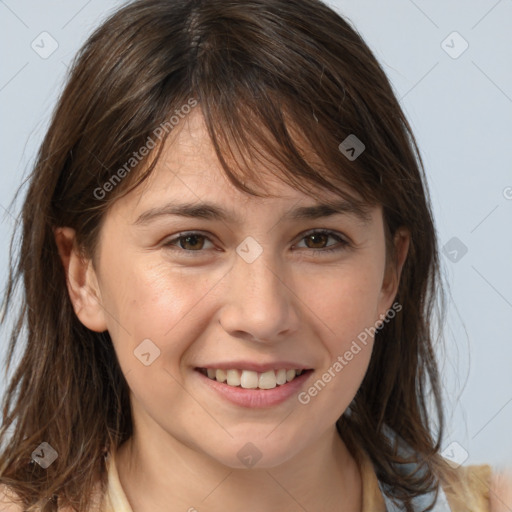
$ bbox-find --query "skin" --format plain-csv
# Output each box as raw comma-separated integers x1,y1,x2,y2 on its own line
54,108,410,512
490,472,512,512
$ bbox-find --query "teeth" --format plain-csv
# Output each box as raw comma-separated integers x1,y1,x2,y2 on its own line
202,368,306,389
240,370,258,389
215,369,227,383
276,369,287,385
259,370,277,389
226,369,241,387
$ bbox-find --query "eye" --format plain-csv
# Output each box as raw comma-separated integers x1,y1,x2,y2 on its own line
162,229,349,255
294,229,349,253
163,232,215,252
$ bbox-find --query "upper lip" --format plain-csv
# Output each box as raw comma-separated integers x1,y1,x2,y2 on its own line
195,361,313,373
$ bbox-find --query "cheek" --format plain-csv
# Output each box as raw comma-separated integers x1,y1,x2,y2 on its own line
294,267,382,422
302,260,384,350
101,254,225,371
101,259,229,420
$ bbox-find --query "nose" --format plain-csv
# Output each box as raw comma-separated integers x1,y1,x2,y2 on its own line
218,246,300,344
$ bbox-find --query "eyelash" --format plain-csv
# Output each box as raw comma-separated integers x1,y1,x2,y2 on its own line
162,229,350,256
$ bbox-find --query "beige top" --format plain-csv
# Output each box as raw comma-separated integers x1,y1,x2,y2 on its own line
100,445,492,512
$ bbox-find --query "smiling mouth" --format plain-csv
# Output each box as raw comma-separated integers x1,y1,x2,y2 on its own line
196,368,313,390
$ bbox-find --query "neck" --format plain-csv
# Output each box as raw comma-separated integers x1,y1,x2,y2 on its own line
115,423,362,512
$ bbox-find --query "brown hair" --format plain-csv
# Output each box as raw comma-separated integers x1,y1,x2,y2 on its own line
0,0,463,510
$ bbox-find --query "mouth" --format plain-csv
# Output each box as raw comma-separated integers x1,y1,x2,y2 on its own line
195,367,313,390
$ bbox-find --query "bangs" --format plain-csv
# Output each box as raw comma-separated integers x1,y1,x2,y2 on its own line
105,0,390,217
124,90,378,220
57,0,414,257
202,91,379,209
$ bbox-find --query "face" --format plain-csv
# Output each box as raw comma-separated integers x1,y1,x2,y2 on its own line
59,108,408,470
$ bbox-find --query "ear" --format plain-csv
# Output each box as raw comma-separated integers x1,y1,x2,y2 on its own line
378,227,410,315
53,226,108,333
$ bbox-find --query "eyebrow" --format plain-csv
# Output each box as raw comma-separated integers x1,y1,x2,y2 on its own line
133,199,372,226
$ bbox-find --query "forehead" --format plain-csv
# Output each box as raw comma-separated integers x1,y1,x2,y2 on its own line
132,107,362,206
149,109,288,194
98,105,383,254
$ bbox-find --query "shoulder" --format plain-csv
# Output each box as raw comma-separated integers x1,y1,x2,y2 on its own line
447,463,492,511
489,469,512,512
0,484,23,511
442,463,512,512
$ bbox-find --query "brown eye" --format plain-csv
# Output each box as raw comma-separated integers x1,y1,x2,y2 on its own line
163,232,215,252
178,234,206,250
295,230,349,254
304,232,330,249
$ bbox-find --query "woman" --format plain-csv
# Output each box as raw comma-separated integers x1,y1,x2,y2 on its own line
0,0,510,510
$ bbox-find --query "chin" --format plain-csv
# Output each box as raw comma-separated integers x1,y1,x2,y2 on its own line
201,438,301,470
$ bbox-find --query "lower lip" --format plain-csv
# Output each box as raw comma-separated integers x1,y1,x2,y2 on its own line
194,369,313,408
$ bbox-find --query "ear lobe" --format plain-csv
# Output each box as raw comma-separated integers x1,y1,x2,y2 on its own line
379,227,410,310
53,226,108,333
393,227,410,285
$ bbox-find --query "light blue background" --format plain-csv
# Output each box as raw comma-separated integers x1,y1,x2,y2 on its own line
1,0,511,468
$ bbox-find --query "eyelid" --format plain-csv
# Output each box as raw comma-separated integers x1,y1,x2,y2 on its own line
163,231,216,252
162,228,351,255
293,228,350,253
